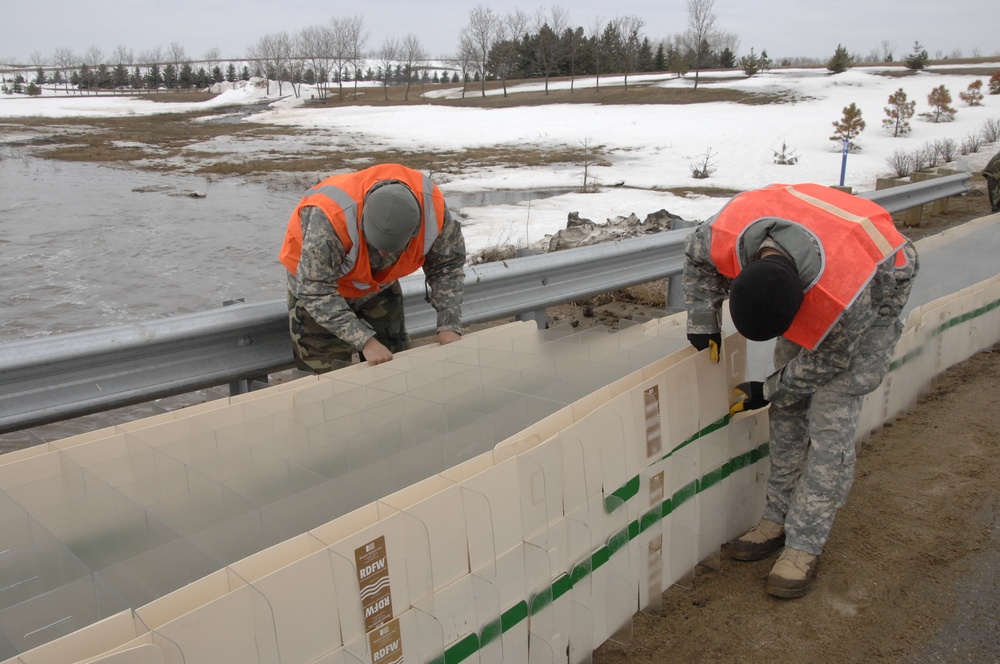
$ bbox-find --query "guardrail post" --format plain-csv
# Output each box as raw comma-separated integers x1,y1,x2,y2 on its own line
514,247,548,329
931,169,958,215
876,177,922,227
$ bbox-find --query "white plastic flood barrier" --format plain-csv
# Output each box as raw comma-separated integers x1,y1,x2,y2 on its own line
0,216,998,664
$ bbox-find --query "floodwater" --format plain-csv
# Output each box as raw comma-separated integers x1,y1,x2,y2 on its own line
0,154,298,342
0,154,576,344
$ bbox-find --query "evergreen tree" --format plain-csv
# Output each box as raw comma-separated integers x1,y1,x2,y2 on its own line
759,50,772,71
830,102,866,151
719,47,735,69
113,64,129,89
958,80,984,106
226,63,237,83
654,44,666,71
926,85,956,122
240,66,250,81
827,44,854,74
34,67,46,85
905,41,929,70
740,48,760,77
163,64,178,89
882,88,915,137
147,64,162,90
211,65,224,84
179,63,194,88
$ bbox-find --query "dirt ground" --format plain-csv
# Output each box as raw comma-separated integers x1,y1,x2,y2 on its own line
3,100,999,661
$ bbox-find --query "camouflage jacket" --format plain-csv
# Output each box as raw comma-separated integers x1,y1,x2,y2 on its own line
287,205,466,350
683,218,919,407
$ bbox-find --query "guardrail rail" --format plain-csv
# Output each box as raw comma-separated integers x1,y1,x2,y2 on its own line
0,174,971,434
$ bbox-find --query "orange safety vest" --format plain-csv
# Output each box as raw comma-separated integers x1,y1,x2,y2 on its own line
709,183,909,349
279,164,447,299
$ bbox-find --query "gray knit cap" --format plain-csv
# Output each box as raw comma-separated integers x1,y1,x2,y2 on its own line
362,183,421,253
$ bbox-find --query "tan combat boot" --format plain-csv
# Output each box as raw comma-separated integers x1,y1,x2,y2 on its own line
729,518,785,561
767,547,818,598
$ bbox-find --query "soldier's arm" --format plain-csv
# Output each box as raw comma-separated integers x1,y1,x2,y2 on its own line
763,286,875,407
422,209,466,335
682,221,728,335
293,206,376,350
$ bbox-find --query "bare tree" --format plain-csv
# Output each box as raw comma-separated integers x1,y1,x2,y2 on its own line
167,42,187,66
327,17,352,99
249,32,293,95
455,32,477,99
203,47,221,63
300,24,336,99
342,15,368,97
880,40,896,62
532,6,569,94
399,34,427,100
590,17,605,94
684,0,718,90
375,37,399,101
489,9,529,97
53,48,76,92
462,5,498,97
83,45,105,67
111,45,133,67
615,15,646,91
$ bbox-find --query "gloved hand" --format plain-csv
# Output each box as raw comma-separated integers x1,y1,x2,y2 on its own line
687,332,721,363
729,381,769,415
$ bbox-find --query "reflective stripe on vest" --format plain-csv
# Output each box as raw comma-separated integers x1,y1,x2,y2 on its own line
709,183,907,349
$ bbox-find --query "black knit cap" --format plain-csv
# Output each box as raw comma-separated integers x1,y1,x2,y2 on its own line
729,254,804,341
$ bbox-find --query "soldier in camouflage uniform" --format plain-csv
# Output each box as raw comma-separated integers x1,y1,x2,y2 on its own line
280,165,466,373
683,183,918,598
984,150,1000,213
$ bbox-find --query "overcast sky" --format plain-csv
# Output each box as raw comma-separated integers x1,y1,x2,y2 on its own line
2,0,998,65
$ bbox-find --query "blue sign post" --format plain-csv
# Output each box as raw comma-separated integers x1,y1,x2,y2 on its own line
839,138,849,186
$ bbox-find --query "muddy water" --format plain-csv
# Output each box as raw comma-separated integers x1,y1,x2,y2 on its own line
0,154,577,344
0,155,299,342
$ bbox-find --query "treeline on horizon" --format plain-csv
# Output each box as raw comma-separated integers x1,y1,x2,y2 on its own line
1,4,995,96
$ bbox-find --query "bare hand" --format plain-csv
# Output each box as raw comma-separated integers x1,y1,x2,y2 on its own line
436,330,462,345
361,337,394,365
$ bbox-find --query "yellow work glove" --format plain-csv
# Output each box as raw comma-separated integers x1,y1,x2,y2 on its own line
729,381,769,416
687,332,721,363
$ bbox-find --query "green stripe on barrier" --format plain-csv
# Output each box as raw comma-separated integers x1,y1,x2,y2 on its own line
444,633,479,663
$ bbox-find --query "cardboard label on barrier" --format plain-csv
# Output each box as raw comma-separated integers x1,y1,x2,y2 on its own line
356,535,393,632
649,471,664,508
644,385,662,458
368,618,404,663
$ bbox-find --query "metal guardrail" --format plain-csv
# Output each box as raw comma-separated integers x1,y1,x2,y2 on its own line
0,174,971,434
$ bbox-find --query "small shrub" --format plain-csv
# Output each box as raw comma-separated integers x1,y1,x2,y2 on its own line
958,80,984,107
882,88,915,137
690,148,718,179
911,145,930,172
935,138,958,163
922,85,956,123
886,150,914,178
961,131,983,155
922,141,941,168
981,117,1000,143
827,44,854,74
989,71,1000,95
904,41,929,70
830,102,866,151
772,141,799,165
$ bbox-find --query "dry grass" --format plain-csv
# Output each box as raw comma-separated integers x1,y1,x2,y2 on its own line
3,71,801,177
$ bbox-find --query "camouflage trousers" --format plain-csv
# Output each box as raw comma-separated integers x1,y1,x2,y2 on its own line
986,174,1000,213
762,336,894,556
286,282,410,374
